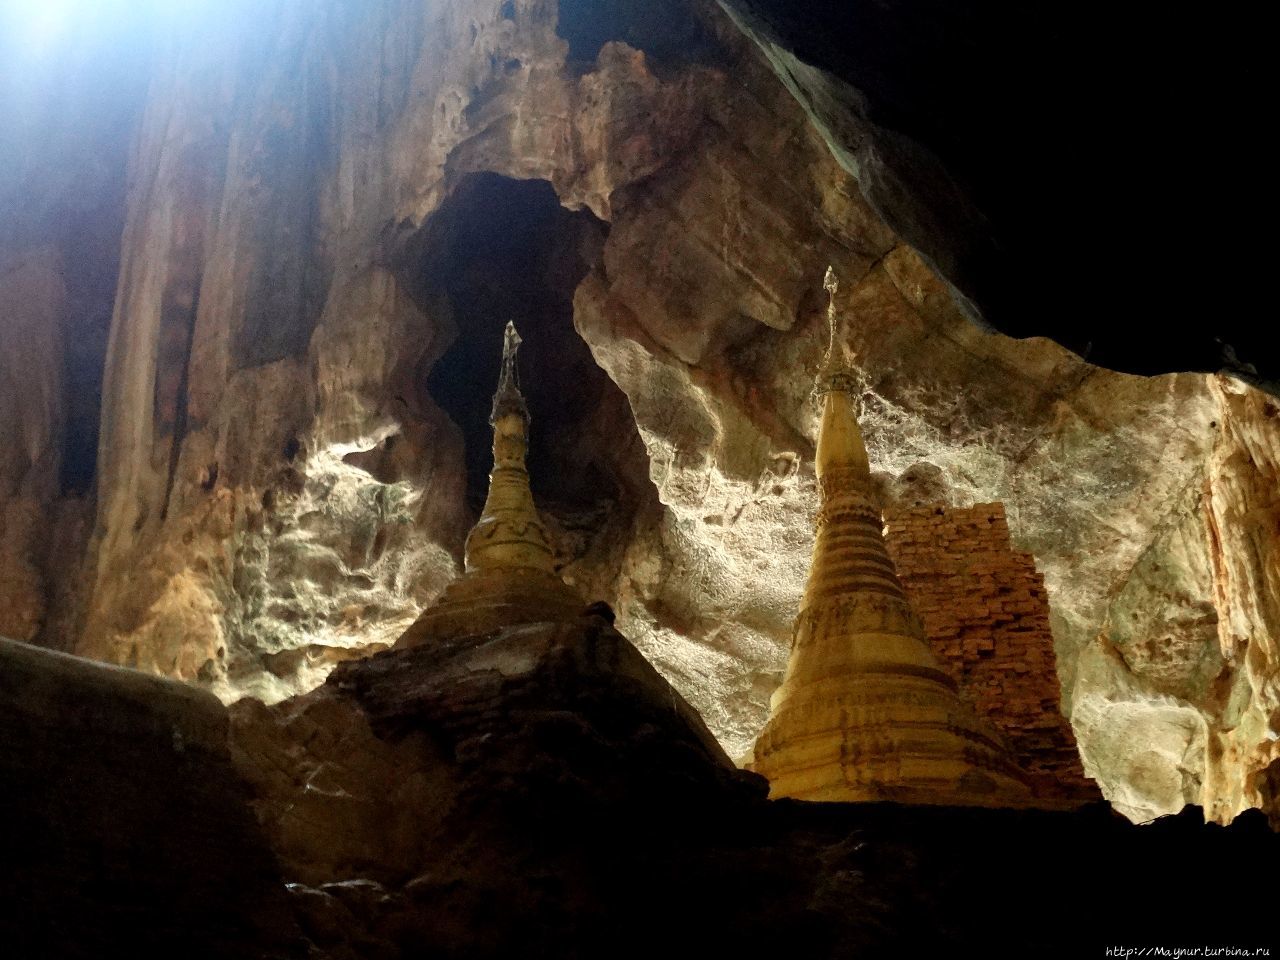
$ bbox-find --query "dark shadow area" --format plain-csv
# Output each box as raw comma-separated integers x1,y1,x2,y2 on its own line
556,0,724,73
0,5,149,497
724,0,1272,388
57,176,126,497
6,612,1278,958
394,173,640,521
0,637,301,958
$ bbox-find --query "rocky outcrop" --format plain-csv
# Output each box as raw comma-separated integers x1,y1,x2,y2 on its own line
7,619,1277,957
0,3,139,651
1067,378,1280,823
0,250,64,641
229,612,746,884
0,637,301,958
1,0,1278,825
226,615,1279,958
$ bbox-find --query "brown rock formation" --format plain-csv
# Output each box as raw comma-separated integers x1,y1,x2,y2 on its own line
0,637,301,958
0,251,68,642
224,615,1280,957
229,613,773,956
1201,377,1280,822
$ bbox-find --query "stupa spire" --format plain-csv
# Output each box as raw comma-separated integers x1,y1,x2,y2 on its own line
490,321,527,425
463,321,556,576
751,268,1030,806
396,321,583,648
812,266,871,489
815,266,858,392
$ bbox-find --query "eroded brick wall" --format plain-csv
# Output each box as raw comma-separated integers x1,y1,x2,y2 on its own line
884,503,1098,803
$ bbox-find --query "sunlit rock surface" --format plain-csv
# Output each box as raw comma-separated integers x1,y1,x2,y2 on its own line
1,0,1278,824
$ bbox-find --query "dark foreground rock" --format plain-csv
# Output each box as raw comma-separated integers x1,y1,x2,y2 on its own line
0,636,303,959
3,621,1277,958
231,614,1280,959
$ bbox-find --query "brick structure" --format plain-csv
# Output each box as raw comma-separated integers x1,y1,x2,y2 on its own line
883,503,1099,804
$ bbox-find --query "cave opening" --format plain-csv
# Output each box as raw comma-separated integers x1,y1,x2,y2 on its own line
396,172,643,530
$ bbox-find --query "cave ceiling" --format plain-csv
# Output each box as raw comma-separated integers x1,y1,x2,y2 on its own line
720,0,1273,390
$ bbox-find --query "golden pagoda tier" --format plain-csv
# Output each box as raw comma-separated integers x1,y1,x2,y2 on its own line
751,269,1031,806
396,322,583,648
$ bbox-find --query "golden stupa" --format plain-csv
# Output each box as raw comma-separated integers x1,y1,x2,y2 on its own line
751,269,1031,806
396,322,583,648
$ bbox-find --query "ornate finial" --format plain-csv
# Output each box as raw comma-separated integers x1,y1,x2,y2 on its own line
490,321,528,425
824,264,840,346
815,266,858,398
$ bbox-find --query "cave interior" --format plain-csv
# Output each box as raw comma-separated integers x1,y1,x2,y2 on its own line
0,1,1275,957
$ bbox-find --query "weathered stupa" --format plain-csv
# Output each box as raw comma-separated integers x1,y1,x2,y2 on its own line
751,270,1031,806
396,322,583,647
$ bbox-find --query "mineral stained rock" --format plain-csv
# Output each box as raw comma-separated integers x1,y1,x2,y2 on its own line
1,0,1278,824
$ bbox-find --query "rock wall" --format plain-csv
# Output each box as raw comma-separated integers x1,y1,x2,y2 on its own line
1204,379,1280,823
0,251,64,641
885,503,1096,801
0,637,300,958
0,244,100,652
715,2,1272,387
1,0,1278,825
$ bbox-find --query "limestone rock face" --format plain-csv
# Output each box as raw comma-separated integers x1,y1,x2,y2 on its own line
2,0,1279,824
228,614,780,957
714,2,1271,386
0,4,136,651
0,251,64,641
